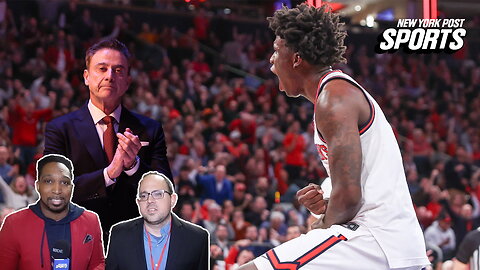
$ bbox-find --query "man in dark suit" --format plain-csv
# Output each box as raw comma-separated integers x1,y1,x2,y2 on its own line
44,38,172,235
106,171,209,270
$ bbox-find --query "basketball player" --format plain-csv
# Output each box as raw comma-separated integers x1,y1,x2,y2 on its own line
239,4,429,270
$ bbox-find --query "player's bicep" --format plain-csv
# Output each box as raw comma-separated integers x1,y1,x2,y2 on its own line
315,87,362,187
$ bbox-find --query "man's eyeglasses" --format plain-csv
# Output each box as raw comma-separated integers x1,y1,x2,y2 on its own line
137,190,172,201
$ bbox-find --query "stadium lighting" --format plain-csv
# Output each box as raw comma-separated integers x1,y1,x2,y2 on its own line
366,15,374,27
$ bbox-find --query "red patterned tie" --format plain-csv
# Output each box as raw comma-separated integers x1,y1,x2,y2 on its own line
102,116,115,163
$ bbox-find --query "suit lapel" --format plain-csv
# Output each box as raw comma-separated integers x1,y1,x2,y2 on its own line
73,104,106,166
165,214,182,270
118,107,146,136
134,218,149,270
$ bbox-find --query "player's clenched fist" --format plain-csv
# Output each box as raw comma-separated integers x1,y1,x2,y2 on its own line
296,183,327,215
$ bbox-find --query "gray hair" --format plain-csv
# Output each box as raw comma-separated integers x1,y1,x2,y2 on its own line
270,211,285,222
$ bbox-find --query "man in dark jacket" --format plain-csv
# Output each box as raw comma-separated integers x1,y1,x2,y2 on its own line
44,38,172,236
106,171,209,270
0,154,104,270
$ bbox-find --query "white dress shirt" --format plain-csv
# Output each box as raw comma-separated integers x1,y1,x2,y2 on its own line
88,100,140,186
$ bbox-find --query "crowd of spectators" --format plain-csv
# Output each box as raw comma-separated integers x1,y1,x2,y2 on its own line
1,0,480,269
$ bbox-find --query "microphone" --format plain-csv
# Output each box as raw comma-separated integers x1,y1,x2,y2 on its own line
52,240,71,270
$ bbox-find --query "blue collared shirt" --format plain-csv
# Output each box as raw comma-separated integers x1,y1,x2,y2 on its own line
143,221,171,270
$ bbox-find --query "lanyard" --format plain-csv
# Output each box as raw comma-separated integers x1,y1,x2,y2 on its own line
146,222,172,270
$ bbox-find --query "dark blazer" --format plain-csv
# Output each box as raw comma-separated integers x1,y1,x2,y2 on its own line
106,214,209,270
44,103,172,231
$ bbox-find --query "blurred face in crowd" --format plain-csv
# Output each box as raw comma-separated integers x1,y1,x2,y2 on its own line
223,200,234,216
252,196,267,213
286,225,302,241
0,146,8,165
232,210,244,222
208,204,222,222
234,184,246,200
36,162,73,221
429,186,441,202
137,174,177,227
461,204,473,219
83,48,131,111
439,218,451,231
25,102,35,115
215,224,228,242
180,202,193,221
179,169,189,180
256,177,269,193
236,249,254,266
245,225,258,241
270,215,284,230
12,175,28,194
215,165,226,182
456,147,468,162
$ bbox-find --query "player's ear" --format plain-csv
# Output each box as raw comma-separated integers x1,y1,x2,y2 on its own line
293,52,302,68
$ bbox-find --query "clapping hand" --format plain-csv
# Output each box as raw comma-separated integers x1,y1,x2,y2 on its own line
117,128,141,169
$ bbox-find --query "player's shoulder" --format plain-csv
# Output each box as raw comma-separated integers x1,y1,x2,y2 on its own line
316,72,367,113
321,79,361,99
319,69,356,90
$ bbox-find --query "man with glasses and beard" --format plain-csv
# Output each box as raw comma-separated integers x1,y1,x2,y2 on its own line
106,171,209,270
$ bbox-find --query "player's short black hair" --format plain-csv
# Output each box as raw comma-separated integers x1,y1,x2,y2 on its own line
36,154,74,180
268,3,347,67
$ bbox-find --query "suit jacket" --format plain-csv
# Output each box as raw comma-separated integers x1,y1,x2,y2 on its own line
106,214,209,270
0,207,104,270
44,103,172,231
